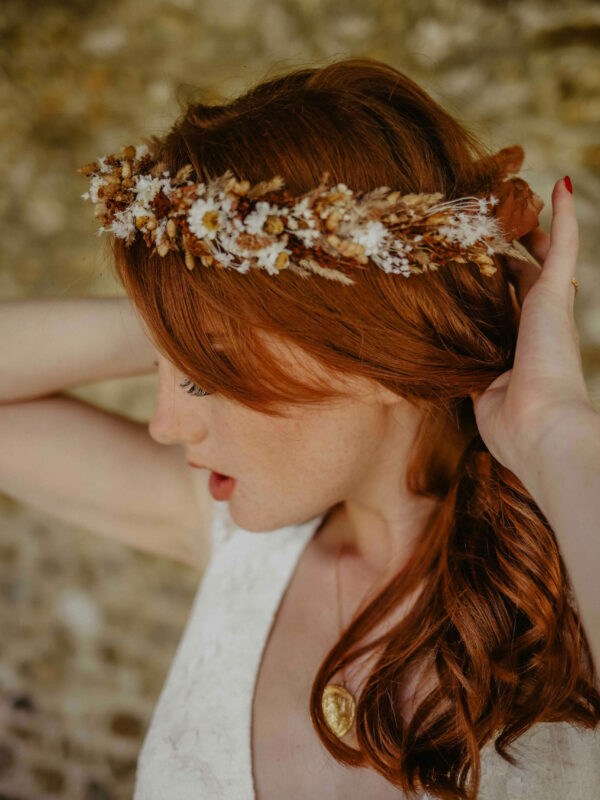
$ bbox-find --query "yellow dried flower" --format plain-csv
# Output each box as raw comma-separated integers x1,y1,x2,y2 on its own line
275,251,289,270
79,143,539,283
203,210,221,231
264,215,284,235
325,209,343,232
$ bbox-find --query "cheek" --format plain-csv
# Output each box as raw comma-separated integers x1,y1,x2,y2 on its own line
223,403,385,531
246,405,382,490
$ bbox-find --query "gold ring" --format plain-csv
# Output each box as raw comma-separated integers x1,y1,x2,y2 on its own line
571,278,579,295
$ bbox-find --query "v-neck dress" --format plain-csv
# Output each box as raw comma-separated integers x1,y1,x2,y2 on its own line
132,499,600,800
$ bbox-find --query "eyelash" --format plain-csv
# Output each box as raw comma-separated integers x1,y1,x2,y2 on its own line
179,378,212,397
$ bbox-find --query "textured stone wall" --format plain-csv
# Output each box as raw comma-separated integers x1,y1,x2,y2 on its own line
1,0,599,797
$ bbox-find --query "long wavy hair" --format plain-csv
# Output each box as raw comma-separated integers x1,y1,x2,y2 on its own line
110,57,600,799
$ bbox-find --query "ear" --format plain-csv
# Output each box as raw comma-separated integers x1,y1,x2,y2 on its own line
365,379,391,404
372,381,417,410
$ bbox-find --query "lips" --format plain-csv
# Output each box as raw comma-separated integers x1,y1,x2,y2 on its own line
188,462,231,478
208,471,236,500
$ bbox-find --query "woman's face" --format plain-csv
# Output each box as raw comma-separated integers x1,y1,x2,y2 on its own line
148,331,421,537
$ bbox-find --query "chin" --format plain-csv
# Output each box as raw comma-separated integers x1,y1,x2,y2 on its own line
228,503,304,534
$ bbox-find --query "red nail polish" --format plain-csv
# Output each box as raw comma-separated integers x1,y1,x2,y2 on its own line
564,175,573,194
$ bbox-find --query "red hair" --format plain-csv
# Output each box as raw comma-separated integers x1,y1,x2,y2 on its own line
111,57,600,799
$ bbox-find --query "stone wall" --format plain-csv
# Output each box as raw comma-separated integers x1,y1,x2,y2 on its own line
1,0,599,797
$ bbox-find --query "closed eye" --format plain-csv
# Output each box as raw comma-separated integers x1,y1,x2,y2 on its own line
179,378,212,397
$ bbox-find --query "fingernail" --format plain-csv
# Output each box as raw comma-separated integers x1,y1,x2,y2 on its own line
564,175,573,194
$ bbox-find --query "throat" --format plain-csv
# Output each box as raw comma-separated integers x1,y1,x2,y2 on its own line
313,510,397,579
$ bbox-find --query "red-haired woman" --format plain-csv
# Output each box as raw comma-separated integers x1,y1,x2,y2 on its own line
2,57,599,799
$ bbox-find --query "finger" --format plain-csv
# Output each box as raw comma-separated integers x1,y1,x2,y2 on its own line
540,177,579,293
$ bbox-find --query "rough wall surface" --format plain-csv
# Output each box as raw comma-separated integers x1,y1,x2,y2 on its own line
1,0,599,797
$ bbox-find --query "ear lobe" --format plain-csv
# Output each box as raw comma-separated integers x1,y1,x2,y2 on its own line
373,383,403,406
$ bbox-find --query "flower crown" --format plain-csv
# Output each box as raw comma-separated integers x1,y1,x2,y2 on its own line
77,143,542,286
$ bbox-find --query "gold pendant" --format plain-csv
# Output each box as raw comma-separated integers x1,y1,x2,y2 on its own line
321,683,356,738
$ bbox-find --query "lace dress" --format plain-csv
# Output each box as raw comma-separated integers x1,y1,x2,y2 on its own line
133,500,600,799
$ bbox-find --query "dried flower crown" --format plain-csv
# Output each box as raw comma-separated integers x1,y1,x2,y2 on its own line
77,143,541,286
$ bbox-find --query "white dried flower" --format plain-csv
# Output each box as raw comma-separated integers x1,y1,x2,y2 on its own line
78,143,533,285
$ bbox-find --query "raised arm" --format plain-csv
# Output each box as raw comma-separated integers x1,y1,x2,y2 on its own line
0,295,157,403
0,296,213,568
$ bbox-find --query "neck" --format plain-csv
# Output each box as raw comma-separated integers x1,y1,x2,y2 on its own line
315,497,438,579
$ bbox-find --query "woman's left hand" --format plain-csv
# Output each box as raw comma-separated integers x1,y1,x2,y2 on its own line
469,177,595,471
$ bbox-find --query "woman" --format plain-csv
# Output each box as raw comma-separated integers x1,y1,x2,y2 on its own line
3,57,599,799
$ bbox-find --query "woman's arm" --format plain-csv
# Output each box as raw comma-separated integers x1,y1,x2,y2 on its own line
514,405,600,674
0,296,211,567
0,295,157,403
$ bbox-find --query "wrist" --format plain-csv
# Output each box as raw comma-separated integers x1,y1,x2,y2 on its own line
513,403,600,504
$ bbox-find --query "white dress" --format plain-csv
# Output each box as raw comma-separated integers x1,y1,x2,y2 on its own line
133,500,600,799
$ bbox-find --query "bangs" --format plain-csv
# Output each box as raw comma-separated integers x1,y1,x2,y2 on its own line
110,236,349,418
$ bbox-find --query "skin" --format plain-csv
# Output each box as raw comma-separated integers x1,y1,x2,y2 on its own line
148,334,440,582
148,181,590,610
470,176,600,672
145,176,600,707
470,177,590,467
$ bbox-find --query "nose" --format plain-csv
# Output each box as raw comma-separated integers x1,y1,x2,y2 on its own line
148,403,179,446
148,371,209,446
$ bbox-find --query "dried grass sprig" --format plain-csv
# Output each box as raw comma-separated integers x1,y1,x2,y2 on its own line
78,143,537,285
